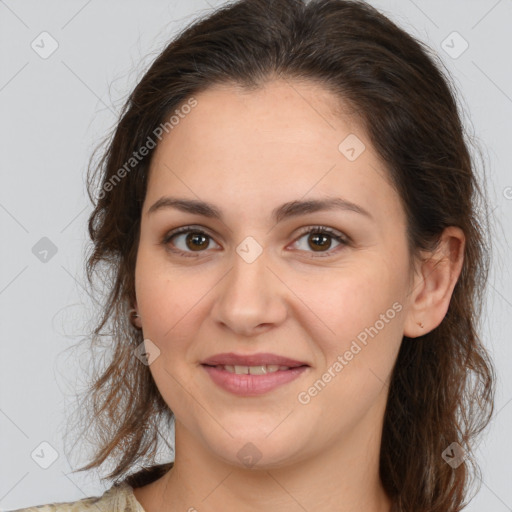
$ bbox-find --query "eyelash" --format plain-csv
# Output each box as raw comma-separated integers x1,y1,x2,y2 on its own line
161,225,349,258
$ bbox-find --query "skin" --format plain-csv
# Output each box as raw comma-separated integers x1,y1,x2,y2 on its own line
131,79,465,512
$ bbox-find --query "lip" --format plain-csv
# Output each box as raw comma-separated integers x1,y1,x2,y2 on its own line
200,353,310,396
201,364,309,396
200,352,309,367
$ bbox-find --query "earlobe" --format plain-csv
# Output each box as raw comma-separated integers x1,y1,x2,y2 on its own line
129,302,143,329
403,227,465,338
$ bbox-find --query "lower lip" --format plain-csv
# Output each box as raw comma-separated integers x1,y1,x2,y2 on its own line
201,365,308,396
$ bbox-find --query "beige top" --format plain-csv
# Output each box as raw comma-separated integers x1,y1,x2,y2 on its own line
8,483,145,512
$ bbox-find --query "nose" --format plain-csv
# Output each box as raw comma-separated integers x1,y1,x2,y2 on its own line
210,245,288,337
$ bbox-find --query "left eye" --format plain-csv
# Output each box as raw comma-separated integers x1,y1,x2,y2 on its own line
162,225,348,257
292,227,348,255
163,228,220,257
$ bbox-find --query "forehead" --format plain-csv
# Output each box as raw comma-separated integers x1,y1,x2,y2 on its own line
155,79,362,160
145,79,400,225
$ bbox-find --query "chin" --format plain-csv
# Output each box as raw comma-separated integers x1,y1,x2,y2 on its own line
204,428,309,470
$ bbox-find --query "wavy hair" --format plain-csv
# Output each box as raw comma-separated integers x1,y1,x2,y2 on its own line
67,1,496,510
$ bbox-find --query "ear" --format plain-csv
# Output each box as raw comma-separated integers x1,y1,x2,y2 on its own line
403,226,465,338
130,300,143,329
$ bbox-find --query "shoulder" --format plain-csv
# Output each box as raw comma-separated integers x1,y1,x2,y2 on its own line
6,482,143,512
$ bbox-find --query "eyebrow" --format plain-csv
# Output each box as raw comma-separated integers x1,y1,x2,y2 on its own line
147,196,373,223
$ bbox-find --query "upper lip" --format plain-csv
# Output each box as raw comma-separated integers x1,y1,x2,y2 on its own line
201,352,309,367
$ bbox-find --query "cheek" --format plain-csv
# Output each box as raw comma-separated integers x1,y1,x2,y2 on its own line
292,257,403,342
295,274,404,436
293,258,405,396
134,253,206,416
135,243,204,329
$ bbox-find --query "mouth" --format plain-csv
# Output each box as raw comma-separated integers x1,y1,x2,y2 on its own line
200,352,310,368
201,363,307,374
200,353,310,396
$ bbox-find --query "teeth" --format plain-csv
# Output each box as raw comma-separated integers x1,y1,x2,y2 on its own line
222,364,289,374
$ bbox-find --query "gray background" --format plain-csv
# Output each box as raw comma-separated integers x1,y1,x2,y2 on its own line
1,0,511,509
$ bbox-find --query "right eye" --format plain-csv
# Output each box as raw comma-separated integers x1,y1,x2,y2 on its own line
161,226,221,257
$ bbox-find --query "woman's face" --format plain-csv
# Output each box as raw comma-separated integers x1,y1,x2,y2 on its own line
134,79,415,469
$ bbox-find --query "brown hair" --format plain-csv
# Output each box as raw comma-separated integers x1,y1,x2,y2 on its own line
67,1,496,510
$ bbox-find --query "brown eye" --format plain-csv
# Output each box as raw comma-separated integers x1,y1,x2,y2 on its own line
184,232,210,251
162,227,221,257
308,232,332,251
292,226,348,257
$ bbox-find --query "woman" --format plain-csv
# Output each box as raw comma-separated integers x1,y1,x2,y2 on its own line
12,0,495,510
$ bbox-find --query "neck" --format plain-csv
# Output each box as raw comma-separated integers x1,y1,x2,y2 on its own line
134,420,393,512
